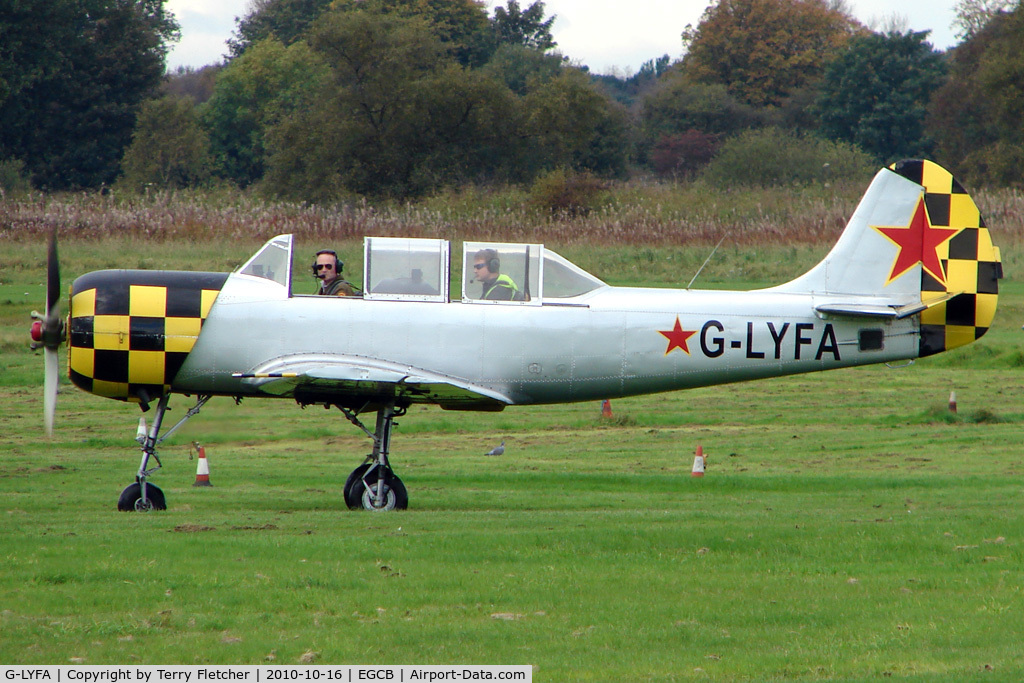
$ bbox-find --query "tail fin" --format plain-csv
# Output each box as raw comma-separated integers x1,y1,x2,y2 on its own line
896,161,1002,356
773,159,1001,357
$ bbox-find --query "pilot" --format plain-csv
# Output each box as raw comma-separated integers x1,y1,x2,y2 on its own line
313,249,358,296
473,248,519,300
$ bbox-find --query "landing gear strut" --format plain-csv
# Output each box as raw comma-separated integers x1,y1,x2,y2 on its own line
117,394,210,512
339,402,409,511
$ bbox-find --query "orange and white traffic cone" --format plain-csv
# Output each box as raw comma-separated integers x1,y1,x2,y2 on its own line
601,399,613,419
193,443,212,487
691,445,706,478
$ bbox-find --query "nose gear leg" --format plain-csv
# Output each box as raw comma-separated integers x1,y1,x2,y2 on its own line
117,394,211,512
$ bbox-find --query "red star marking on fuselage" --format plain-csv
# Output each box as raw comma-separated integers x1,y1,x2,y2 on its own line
873,197,959,286
659,316,697,355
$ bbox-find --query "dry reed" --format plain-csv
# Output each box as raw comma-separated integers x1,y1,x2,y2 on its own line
3,183,1023,248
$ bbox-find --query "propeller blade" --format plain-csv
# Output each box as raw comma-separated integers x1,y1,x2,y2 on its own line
46,230,60,319
40,229,63,436
44,346,58,437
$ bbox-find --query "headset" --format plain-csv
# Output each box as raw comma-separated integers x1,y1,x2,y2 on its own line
312,249,343,277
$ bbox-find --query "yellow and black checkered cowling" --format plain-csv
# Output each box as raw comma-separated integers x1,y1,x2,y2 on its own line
889,160,1002,358
68,270,227,403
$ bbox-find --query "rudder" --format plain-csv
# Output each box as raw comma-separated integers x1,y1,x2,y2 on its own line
889,160,1002,356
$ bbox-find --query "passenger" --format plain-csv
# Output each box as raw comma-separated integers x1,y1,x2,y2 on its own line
373,269,440,296
473,248,519,300
313,249,359,296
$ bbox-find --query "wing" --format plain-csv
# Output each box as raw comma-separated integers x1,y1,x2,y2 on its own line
232,354,511,411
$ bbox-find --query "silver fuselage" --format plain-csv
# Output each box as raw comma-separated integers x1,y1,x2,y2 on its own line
175,273,916,405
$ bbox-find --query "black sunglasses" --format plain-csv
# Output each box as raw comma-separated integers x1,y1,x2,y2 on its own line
316,263,334,271
473,263,487,270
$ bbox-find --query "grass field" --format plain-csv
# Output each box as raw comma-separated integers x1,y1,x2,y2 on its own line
2,203,1024,679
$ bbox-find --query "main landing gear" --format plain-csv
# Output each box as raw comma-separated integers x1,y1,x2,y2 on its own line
337,402,409,512
116,393,409,512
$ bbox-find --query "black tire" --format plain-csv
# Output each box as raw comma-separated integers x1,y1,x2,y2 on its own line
344,464,373,509
347,467,408,511
117,482,167,511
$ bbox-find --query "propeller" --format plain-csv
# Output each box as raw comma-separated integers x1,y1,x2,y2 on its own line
30,231,64,436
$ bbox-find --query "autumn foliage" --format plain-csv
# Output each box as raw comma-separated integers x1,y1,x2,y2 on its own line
680,0,865,107
5,0,1024,200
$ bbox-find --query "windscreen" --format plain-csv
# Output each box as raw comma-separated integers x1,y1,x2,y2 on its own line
238,234,292,289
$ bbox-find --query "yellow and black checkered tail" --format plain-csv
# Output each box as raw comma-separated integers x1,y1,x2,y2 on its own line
888,160,1002,358
67,270,227,404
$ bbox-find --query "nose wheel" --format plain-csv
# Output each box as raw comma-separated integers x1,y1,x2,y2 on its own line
117,481,167,511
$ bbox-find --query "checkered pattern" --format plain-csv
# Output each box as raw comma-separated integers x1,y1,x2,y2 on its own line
68,271,227,402
890,160,1002,357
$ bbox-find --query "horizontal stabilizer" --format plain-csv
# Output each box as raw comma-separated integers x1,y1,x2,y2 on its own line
816,292,961,320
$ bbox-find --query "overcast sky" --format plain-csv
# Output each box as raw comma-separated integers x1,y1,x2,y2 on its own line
165,0,961,74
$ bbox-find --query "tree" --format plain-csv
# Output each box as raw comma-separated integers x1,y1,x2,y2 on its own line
930,5,1024,186
814,31,947,162
680,0,863,107
263,10,518,199
0,0,179,189
635,55,672,82
592,55,672,108
201,38,329,186
253,4,625,200
227,0,334,58
330,0,496,67
953,0,1015,41
641,79,762,138
638,78,763,171
481,43,565,96
403,64,523,186
163,65,221,104
119,95,213,190
233,0,499,67
492,0,556,51
522,69,629,178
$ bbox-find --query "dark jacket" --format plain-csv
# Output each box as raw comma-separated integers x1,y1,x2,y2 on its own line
481,274,519,300
319,277,358,296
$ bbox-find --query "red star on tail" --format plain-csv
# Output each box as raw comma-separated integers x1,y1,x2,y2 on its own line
659,316,696,355
874,198,959,285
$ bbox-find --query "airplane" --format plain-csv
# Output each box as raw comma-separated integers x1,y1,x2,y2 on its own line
29,159,1002,512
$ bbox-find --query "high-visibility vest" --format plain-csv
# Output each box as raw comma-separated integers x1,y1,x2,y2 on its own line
483,274,519,300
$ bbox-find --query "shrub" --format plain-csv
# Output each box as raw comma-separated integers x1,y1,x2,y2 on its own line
528,168,607,217
118,95,213,191
701,128,875,187
0,158,31,195
650,130,721,178
960,141,1024,189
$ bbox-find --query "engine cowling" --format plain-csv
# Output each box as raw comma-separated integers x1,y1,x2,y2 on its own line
68,270,227,404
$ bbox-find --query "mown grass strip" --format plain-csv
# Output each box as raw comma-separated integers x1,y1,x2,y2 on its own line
2,222,1023,678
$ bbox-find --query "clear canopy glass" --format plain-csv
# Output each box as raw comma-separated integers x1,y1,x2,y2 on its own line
238,234,292,288
364,237,450,302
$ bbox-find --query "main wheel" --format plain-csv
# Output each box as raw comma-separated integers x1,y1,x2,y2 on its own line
346,467,408,511
117,482,167,511
343,464,372,509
